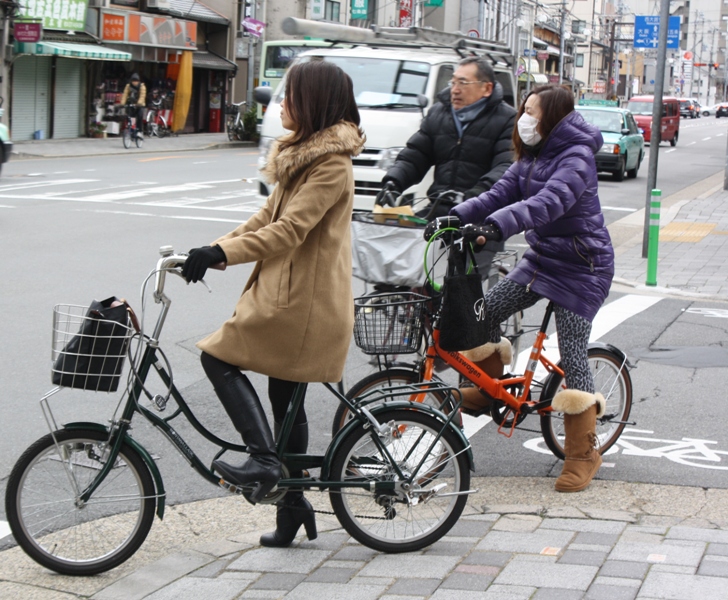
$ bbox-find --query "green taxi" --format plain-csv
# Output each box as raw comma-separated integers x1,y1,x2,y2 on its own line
576,101,644,182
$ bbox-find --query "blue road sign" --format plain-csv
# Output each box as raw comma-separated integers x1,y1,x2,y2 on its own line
523,49,537,56
634,15,680,49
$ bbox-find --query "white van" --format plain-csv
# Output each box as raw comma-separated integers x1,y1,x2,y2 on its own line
255,21,516,211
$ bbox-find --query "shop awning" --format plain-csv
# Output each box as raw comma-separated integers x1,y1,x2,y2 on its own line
14,41,132,61
192,51,236,71
519,72,549,84
533,37,572,58
517,58,549,84
160,0,229,25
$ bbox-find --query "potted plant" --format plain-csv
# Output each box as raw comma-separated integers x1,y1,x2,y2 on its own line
89,122,107,139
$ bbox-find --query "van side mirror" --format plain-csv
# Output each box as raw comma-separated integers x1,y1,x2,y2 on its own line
416,94,428,116
621,128,630,135
254,86,273,107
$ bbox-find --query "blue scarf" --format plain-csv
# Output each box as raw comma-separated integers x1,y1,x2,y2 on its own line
451,96,489,138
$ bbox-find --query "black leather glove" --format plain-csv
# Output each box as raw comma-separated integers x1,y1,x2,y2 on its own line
182,245,227,283
461,223,503,251
375,181,400,207
423,215,461,241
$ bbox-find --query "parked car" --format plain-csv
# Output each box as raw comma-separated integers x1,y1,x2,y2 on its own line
717,104,728,118
702,103,721,116
576,104,644,181
679,98,699,118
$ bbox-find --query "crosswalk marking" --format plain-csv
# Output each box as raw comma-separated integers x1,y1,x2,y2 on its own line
0,521,10,539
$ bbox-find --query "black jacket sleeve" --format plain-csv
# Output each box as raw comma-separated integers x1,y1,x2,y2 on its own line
382,107,442,190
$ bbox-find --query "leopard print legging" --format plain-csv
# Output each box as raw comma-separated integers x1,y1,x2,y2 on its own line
485,278,594,393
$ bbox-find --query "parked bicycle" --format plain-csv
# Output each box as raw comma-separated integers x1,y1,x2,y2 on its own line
336,225,634,461
226,100,248,141
4,246,475,576
122,103,143,149
144,91,171,138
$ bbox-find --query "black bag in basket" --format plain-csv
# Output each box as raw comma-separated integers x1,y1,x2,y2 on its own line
52,297,131,392
438,244,488,352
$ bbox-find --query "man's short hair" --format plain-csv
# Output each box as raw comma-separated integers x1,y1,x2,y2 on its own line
458,57,495,84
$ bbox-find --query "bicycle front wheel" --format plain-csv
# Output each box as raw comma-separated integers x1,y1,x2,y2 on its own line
135,133,144,148
122,129,132,149
5,428,156,576
329,409,470,553
227,117,236,141
332,369,452,436
540,347,633,459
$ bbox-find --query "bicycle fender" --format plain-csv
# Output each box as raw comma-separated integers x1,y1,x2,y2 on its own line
320,401,474,480
64,421,167,520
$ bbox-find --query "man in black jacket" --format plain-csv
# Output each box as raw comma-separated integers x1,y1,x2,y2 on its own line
377,56,517,218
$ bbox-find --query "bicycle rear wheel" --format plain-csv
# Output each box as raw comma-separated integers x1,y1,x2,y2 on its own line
540,347,633,459
329,408,470,553
135,133,144,148
122,129,132,149
5,428,156,576
227,117,236,141
332,369,452,436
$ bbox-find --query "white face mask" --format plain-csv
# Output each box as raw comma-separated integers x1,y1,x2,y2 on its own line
518,113,542,146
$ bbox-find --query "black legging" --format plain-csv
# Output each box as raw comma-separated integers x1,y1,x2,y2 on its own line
201,352,307,425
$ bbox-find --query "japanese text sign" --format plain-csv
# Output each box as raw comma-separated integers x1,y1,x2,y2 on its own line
634,15,680,49
18,0,88,32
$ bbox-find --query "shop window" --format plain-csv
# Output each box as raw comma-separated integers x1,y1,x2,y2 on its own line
325,0,340,21
576,53,584,68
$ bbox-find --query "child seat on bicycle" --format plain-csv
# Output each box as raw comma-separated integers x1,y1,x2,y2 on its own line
446,84,615,493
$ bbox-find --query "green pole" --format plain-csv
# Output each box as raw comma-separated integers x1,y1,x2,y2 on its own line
646,189,661,286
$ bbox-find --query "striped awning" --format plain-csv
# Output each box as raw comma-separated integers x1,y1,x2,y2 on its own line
14,41,132,61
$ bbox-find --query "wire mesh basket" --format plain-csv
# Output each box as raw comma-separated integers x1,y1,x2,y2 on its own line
225,104,240,115
353,292,428,355
51,303,134,393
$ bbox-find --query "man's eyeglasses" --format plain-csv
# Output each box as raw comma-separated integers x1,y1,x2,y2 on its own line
448,79,487,88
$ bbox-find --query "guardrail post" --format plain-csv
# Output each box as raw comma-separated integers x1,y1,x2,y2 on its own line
646,189,661,286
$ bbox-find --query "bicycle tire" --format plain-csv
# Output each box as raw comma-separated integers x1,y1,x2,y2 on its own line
332,369,452,436
539,347,633,459
5,428,156,576
158,121,170,138
135,133,144,149
329,408,469,553
227,117,236,141
122,129,132,149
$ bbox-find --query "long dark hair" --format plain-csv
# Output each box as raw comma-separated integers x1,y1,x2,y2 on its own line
512,84,574,160
283,59,360,146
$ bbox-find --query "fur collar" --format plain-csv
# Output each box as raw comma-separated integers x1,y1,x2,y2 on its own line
261,121,365,188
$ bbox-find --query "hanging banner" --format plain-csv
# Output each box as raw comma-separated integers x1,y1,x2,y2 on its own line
242,17,265,38
351,0,368,20
18,0,88,32
398,0,412,27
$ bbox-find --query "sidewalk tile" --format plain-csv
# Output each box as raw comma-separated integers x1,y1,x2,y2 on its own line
385,578,442,596
494,556,598,590
533,589,584,600
649,564,696,574
248,573,306,590
481,583,537,598
424,540,479,556
585,584,638,600
540,518,627,534
461,551,512,567
282,582,388,600
608,541,705,567
349,576,396,586
558,549,608,566
697,556,728,577
638,571,728,599
666,527,728,544
441,572,495,590
591,576,641,587
706,543,728,556
227,548,332,574
599,560,649,579
484,505,543,515
449,520,494,537
380,596,427,600
574,532,621,547
492,515,542,532
544,507,587,519
143,577,249,600
240,591,285,599
305,567,357,583
477,529,575,553
359,554,460,579
331,546,380,561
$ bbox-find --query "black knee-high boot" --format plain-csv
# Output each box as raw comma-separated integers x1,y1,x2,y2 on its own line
260,421,317,547
202,355,281,504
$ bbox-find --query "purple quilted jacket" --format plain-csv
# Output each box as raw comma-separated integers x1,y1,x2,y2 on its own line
451,110,614,322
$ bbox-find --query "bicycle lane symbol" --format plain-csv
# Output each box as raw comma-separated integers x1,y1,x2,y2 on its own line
523,429,728,470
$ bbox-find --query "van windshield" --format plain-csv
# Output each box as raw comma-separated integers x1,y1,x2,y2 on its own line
297,55,430,109
626,101,653,115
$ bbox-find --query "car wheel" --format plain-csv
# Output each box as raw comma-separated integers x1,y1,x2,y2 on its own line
612,156,625,181
670,131,678,147
627,152,641,179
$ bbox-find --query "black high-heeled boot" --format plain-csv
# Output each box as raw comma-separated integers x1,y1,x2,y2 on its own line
260,422,317,547
202,354,281,504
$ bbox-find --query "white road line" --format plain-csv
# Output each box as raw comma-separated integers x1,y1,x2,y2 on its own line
0,179,97,192
703,137,712,141
687,142,696,146
0,204,15,208
0,521,10,538
666,149,676,153
601,206,637,212
89,209,246,223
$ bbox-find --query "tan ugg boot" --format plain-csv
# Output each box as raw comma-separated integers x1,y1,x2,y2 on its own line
458,339,513,413
552,390,605,493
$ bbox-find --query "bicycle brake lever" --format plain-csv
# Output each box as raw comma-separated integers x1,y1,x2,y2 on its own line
198,278,212,293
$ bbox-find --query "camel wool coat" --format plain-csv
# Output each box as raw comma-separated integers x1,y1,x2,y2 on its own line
197,121,365,382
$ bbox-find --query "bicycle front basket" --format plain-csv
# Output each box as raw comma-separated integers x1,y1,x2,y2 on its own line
51,301,134,393
353,292,428,355
226,104,240,115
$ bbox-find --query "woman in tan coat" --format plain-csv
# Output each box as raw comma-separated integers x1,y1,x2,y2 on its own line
182,60,365,547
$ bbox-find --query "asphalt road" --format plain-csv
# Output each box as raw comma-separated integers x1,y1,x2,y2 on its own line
1,119,727,543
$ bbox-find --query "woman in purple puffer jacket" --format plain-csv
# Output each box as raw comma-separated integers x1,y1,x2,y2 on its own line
450,84,615,493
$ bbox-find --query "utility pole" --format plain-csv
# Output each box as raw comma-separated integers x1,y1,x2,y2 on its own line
558,0,566,84
606,17,617,99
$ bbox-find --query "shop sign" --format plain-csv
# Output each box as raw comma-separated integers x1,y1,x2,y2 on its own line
592,80,606,93
537,52,549,61
101,11,197,50
351,0,368,20
398,0,412,27
242,17,265,38
18,0,88,32
14,22,43,43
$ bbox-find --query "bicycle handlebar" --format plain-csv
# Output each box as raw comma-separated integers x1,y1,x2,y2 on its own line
153,247,226,300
